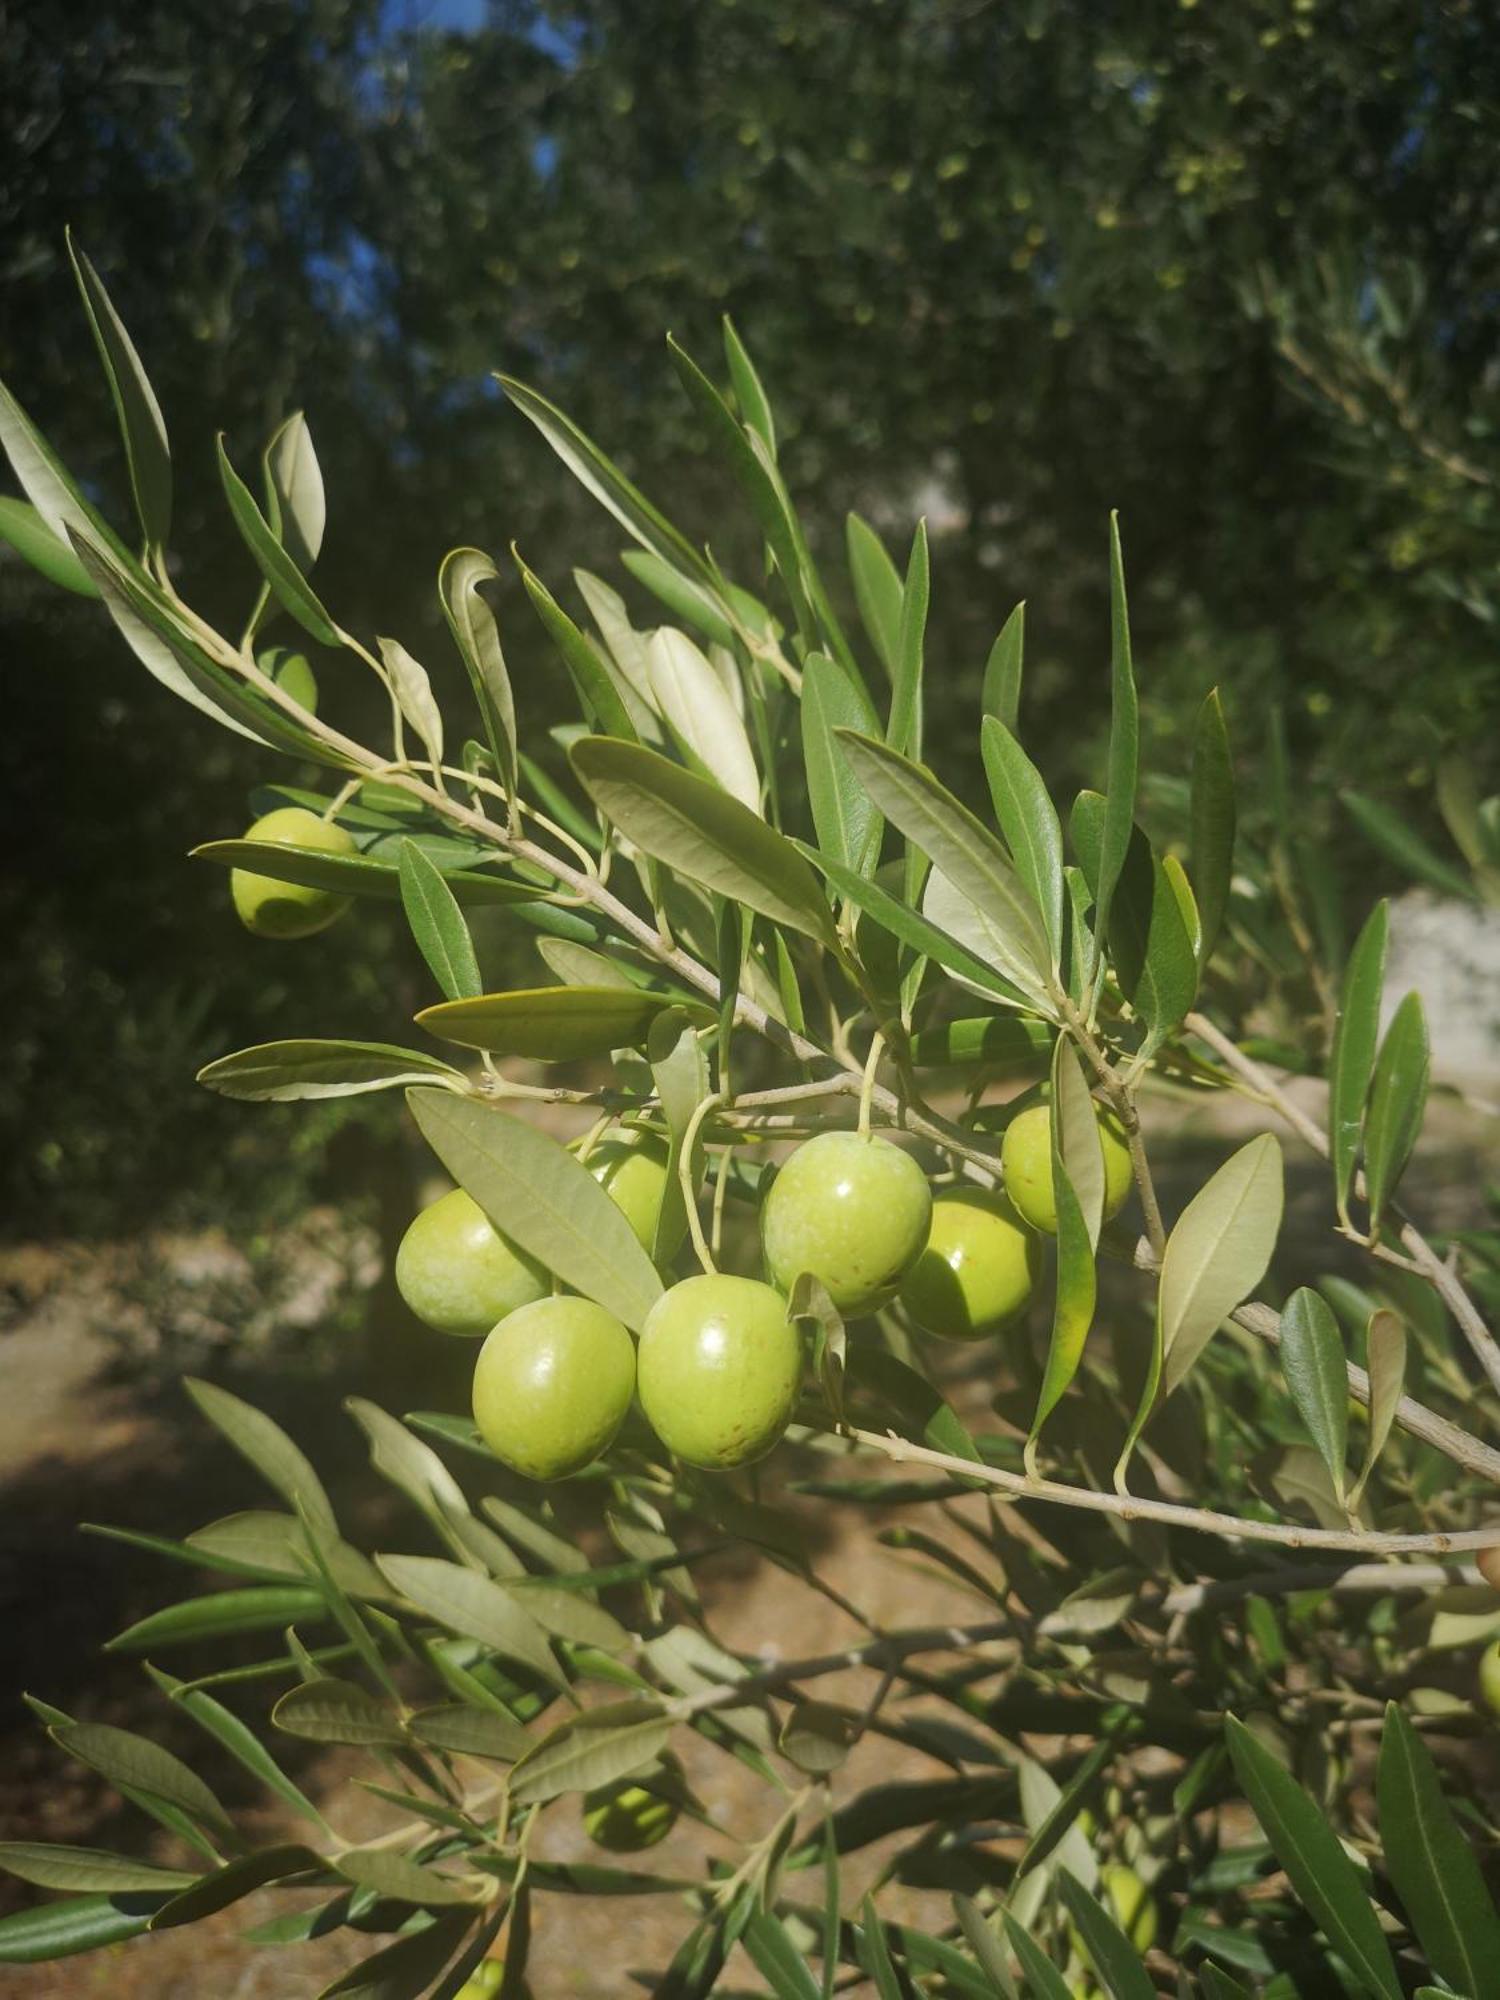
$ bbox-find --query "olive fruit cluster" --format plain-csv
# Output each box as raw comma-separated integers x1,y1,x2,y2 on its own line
392,1100,1130,1484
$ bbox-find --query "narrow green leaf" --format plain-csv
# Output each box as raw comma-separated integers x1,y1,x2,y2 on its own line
150,1844,323,1930
518,555,638,739
570,736,835,944
1349,1309,1407,1508
0,1892,168,1964
335,1849,484,1906
70,528,314,752
0,495,99,595
1376,1701,1500,1995
407,1705,531,1762
509,1700,673,1805
1094,514,1140,950
375,1553,565,1692
108,1585,326,1653
499,374,709,581
801,650,882,875
1226,1714,1401,2000
1328,902,1389,1225
145,1665,330,1831
440,547,517,800
647,625,762,812
1071,807,1195,1042
835,731,1052,987
953,1896,1017,1998
1189,689,1235,966
318,1910,477,1998
191,839,532,907
620,548,736,651
648,1007,708,1265
858,1896,906,2000
1364,992,1429,1231
407,1089,662,1331
887,520,928,760
981,604,1025,739
666,335,816,646
1343,790,1476,900
272,1678,409,1748
0,371,133,560
1159,1134,1284,1397
981,715,1064,967
743,1910,823,2000
53,1723,231,1836
1002,1915,1074,2000
263,410,325,571
378,636,444,769
216,436,340,646
1029,1044,1098,1456
1279,1288,1349,1504
722,315,776,455
0,1845,196,1895
846,512,903,679
398,841,481,1001
68,234,172,548
1056,1876,1154,2000
198,1039,463,1102
183,1510,388,1601
804,847,1033,1007
183,1378,338,1542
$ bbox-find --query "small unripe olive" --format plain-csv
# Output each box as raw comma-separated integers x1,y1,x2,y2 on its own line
582,1763,682,1851
588,1133,672,1252
637,1274,802,1469
1000,1101,1132,1236
761,1131,932,1313
1476,1543,1500,1593
1103,1863,1157,1952
472,1296,635,1481
1480,1638,1500,1716
899,1188,1040,1339
395,1188,549,1337
230,805,354,939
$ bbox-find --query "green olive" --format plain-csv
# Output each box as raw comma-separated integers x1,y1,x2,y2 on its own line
761,1131,932,1313
588,1133,672,1251
637,1274,802,1469
395,1188,549,1338
582,1762,682,1851
471,1296,636,1481
899,1188,1040,1339
1480,1638,1500,1716
1000,1101,1133,1235
230,805,354,939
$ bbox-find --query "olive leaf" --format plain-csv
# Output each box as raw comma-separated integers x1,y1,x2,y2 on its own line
440,546,518,799
1363,991,1429,1232
1279,1288,1349,1505
1328,901,1389,1226
647,625,762,813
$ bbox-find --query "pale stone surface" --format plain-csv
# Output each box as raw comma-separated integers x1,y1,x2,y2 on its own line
1384,891,1500,1087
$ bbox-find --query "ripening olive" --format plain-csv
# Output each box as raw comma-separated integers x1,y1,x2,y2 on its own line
471,1296,636,1481
395,1188,549,1338
230,805,355,939
1477,1542,1500,1594
1000,1100,1133,1235
637,1274,802,1469
588,1133,672,1252
761,1131,932,1313
899,1188,1040,1339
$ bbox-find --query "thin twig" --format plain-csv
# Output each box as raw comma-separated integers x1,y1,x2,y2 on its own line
844,1426,1500,1558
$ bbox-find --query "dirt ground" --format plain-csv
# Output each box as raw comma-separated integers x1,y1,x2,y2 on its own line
2,1085,1496,1996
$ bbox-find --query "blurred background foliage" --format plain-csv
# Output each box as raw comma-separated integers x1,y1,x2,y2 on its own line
2,0,1497,1251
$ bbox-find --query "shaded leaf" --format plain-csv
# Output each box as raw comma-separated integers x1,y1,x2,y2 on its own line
1376,1701,1500,1995
981,603,1025,740
981,715,1064,967
802,649,881,875
1190,688,1235,966
1094,514,1140,949
375,1553,565,1691
846,512,903,679
0,1845,196,1895
68,234,172,548
1364,992,1429,1231
217,435,339,646
570,735,835,943
1226,1714,1400,2000
509,1700,673,1805
272,1679,409,1749
0,494,99,595
1279,1288,1349,1504
191,839,532,907
183,1378,338,1542
1328,902,1389,1225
